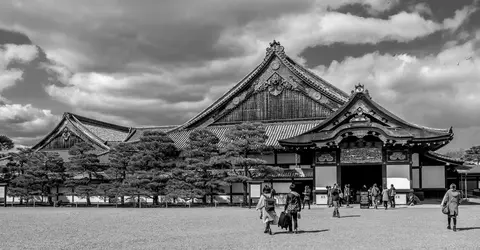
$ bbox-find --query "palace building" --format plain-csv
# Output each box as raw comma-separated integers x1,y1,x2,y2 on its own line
30,41,472,205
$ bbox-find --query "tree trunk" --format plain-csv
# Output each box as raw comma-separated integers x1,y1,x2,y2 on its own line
56,185,59,203
210,187,214,205
243,164,248,206
86,194,91,206
153,195,159,205
137,195,140,208
242,181,248,207
202,195,207,205
121,196,124,205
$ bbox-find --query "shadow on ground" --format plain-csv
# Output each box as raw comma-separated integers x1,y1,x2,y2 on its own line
340,215,361,218
274,229,329,235
457,227,480,231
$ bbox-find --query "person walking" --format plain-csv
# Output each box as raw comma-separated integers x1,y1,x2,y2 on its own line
381,185,389,210
285,184,302,234
389,184,396,208
344,184,351,207
441,183,464,232
256,185,278,235
331,183,341,218
371,184,380,209
302,186,311,210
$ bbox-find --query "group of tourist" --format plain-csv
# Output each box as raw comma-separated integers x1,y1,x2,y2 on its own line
363,183,397,210
256,182,466,234
256,183,302,234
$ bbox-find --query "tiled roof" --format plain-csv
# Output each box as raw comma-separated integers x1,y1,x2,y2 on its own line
125,126,178,142
81,124,130,142
173,41,348,131
425,151,464,165
168,121,321,149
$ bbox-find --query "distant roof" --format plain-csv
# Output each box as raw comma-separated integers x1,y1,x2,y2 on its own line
32,112,178,152
168,121,321,149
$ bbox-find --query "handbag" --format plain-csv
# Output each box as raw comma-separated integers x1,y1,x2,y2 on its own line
442,204,449,215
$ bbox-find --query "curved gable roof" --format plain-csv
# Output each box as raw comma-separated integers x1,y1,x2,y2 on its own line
172,40,349,131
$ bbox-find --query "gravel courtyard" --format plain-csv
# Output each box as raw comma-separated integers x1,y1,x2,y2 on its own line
0,205,479,250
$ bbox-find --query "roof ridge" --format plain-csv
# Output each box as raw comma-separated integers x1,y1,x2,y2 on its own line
135,125,178,129
173,40,352,131
171,52,274,132
65,112,131,132
282,56,349,103
68,114,110,150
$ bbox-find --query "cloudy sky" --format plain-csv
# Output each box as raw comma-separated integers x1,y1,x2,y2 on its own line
0,0,479,152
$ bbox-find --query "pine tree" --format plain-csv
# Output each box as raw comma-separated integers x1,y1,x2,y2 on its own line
213,122,282,206
182,129,228,204
66,142,102,206
6,148,39,205
130,131,180,206
0,135,14,151
464,146,480,164
32,152,66,205
107,143,137,205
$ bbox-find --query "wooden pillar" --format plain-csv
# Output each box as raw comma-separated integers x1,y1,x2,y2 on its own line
336,148,341,186
274,150,278,166
444,164,448,189
409,161,413,190
336,164,342,186
382,148,387,188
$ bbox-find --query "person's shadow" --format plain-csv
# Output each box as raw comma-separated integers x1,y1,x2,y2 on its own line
274,229,329,235
339,215,361,218
456,227,480,231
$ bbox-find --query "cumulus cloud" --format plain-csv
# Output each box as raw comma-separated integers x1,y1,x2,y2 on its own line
0,44,58,145
0,44,38,92
0,0,479,150
313,31,480,131
0,104,60,144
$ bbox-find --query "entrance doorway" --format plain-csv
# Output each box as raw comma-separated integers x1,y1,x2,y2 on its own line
341,165,382,191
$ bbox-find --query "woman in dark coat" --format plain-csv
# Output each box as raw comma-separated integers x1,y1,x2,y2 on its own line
441,183,464,232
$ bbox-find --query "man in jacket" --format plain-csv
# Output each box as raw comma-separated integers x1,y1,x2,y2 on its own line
331,183,341,218
389,184,396,208
284,184,302,233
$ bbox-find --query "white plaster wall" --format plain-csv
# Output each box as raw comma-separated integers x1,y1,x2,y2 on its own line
277,153,299,164
422,165,445,188
315,166,336,188
273,182,291,193
412,153,419,167
387,164,410,189
412,168,420,189
232,183,244,193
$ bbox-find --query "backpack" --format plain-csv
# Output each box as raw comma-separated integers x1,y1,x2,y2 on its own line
287,192,300,212
264,195,275,212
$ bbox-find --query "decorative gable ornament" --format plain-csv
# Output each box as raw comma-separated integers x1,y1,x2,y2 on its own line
62,127,71,141
256,73,297,96
266,40,285,56
350,107,371,123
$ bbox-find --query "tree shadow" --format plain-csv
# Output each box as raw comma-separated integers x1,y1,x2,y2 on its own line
457,227,480,231
274,229,329,235
339,215,361,218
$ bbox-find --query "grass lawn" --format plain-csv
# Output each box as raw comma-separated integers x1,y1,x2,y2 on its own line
0,205,479,250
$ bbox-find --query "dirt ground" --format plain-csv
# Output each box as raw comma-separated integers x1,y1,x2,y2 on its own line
0,204,479,250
